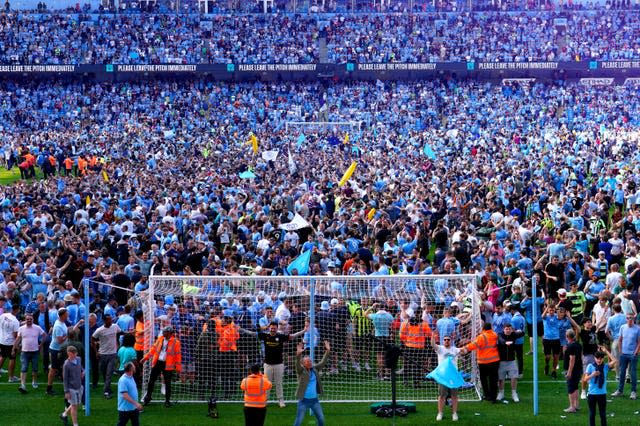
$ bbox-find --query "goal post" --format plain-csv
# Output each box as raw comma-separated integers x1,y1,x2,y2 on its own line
139,274,482,404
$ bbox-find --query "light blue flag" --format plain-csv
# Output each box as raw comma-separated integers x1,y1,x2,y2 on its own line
287,250,311,275
296,134,306,148
239,171,256,179
426,356,466,389
423,144,436,160
57,178,65,193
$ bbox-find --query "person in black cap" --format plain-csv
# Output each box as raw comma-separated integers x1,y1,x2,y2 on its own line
141,326,182,407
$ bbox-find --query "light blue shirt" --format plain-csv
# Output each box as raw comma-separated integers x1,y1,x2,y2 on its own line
369,311,394,337
49,320,68,351
117,373,139,411
586,363,609,396
542,314,560,340
304,370,318,399
606,314,627,340
436,316,460,345
619,324,640,355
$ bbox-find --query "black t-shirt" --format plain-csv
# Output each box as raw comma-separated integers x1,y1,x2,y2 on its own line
259,332,288,365
580,328,598,356
563,341,583,375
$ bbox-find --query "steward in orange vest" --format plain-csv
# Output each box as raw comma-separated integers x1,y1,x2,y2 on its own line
142,326,181,407
240,364,272,426
463,322,500,402
399,316,432,387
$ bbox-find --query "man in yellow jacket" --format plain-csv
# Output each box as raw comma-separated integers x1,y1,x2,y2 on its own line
141,326,182,407
240,364,272,426
461,322,500,403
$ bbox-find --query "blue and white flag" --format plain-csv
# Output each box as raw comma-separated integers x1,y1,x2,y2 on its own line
287,250,311,275
426,356,465,389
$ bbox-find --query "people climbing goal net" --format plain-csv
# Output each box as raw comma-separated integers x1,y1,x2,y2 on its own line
139,275,482,403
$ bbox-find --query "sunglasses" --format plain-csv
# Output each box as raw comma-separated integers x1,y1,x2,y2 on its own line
443,338,451,341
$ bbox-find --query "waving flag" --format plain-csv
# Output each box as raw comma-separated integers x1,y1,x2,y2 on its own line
296,134,306,148
249,134,258,155
338,161,357,187
279,213,311,231
328,136,340,146
288,149,297,174
102,170,109,182
261,150,279,162
343,133,350,145
423,144,436,160
426,356,465,389
239,170,256,179
287,250,311,275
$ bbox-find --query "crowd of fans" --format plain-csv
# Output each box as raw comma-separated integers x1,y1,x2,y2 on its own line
0,76,640,420
2,10,640,64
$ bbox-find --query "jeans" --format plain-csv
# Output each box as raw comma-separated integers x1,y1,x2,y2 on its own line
617,353,637,393
293,398,324,426
587,393,607,426
99,353,117,394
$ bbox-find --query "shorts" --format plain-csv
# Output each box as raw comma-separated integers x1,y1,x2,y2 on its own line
596,330,609,346
542,339,561,356
66,386,84,405
20,351,39,373
583,354,595,368
374,336,393,353
438,384,458,398
50,349,63,370
0,344,16,360
567,375,581,393
527,322,544,338
498,361,519,380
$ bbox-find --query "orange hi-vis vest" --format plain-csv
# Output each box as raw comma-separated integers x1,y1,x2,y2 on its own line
217,321,239,352
399,322,431,349
134,321,146,352
241,373,272,408
143,335,182,372
465,330,500,364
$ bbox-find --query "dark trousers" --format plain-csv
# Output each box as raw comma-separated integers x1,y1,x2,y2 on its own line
117,410,140,426
514,344,524,375
145,361,173,403
588,394,607,426
244,406,267,426
479,361,500,402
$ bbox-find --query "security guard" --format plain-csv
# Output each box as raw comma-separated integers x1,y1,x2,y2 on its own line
240,364,272,426
462,322,500,402
141,326,182,407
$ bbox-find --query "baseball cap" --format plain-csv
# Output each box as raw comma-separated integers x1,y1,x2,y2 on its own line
557,288,567,296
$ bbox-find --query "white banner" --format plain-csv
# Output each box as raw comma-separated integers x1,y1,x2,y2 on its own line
278,213,311,231
261,150,279,162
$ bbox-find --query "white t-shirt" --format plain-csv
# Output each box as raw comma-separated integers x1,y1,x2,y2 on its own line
434,344,461,368
92,324,122,355
0,313,19,345
17,324,45,352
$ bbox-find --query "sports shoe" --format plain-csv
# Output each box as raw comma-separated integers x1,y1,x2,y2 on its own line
512,391,519,403
59,413,68,426
496,390,504,401
8,376,19,383
436,412,443,421
630,391,637,400
544,365,549,376
18,386,27,394
611,390,623,397
0,368,7,374
396,367,404,374
551,371,557,379
452,412,459,421
104,392,113,399
581,390,587,400
45,389,56,396
164,401,176,408
32,382,38,389
563,407,577,413
278,400,286,408
329,368,339,375
364,362,372,372
352,362,361,372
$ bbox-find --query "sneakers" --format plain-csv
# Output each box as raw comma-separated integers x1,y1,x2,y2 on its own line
8,376,19,383
278,400,286,408
581,390,587,400
544,365,549,376
352,362,361,372
611,390,623,397
396,367,404,374
563,407,577,413
0,368,7,374
512,391,519,403
18,386,27,394
452,412,459,421
631,391,637,400
32,382,38,389
104,392,113,400
496,390,504,401
59,413,68,426
46,389,56,396
436,412,443,421
551,371,558,379
164,401,176,408
329,368,339,375
364,362,372,372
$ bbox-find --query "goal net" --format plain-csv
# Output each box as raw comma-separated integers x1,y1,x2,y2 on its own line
138,274,482,403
